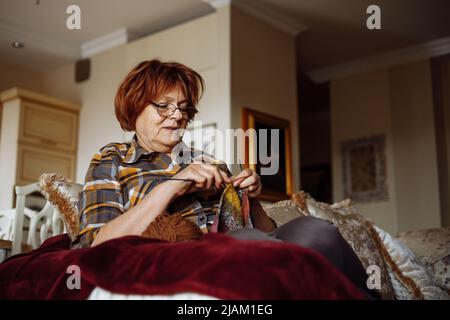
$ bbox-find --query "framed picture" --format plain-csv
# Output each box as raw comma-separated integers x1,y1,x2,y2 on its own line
183,123,217,156
242,108,293,202
341,134,388,202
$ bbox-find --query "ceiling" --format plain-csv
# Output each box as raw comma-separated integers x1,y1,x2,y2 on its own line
0,0,213,70
260,0,450,71
1,0,449,72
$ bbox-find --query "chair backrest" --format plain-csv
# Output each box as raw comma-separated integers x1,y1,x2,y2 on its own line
12,183,65,255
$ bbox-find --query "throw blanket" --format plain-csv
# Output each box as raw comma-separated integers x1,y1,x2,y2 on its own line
0,233,366,300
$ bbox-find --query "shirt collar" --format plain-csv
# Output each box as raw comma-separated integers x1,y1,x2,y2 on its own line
122,134,155,164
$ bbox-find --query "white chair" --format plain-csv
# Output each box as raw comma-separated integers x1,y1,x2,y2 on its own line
11,183,65,256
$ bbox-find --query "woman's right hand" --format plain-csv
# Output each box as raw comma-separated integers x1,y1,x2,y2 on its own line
168,163,231,197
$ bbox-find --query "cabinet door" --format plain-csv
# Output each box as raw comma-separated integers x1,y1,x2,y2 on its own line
16,144,76,186
19,101,78,152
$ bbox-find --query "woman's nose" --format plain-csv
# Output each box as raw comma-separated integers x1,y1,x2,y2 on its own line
170,107,183,120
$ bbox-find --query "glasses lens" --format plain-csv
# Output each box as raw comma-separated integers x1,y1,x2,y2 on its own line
154,103,196,119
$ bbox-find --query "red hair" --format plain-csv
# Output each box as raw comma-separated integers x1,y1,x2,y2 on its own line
114,59,205,131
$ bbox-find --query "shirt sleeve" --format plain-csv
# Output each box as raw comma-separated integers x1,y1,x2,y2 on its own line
71,151,124,248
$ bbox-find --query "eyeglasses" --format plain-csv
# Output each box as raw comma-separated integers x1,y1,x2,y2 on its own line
150,101,197,120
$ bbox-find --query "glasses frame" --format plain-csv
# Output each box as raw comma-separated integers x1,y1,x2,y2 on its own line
149,101,197,120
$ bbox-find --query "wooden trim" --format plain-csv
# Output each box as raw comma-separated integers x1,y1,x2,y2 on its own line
308,36,450,83
241,107,293,202
0,87,80,112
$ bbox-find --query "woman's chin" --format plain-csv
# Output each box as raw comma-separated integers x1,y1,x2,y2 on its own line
159,138,182,149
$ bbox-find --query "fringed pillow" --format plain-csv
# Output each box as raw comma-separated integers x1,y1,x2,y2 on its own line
38,173,82,241
396,227,450,293
371,224,449,300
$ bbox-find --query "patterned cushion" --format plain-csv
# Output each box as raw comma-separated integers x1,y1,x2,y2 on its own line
373,225,449,299
297,193,395,299
396,227,450,292
290,191,450,300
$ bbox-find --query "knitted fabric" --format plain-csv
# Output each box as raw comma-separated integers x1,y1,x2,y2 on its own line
142,183,251,242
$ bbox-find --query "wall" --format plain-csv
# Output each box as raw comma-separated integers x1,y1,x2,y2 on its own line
330,69,398,234
432,56,450,227
230,6,299,188
330,60,442,234
42,63,81,104
0,60,44,93
389,60,441,232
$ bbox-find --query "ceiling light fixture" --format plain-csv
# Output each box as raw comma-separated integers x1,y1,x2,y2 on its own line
12,41,24,49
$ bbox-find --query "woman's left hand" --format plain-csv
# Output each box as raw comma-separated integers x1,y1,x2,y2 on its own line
232,168,262,198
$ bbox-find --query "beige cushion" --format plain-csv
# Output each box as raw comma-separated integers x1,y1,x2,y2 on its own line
262,200,305,227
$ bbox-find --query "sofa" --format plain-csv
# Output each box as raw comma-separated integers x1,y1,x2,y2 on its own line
2,173,449,300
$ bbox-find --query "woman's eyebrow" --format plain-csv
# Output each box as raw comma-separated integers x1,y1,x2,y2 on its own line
160,97,187,103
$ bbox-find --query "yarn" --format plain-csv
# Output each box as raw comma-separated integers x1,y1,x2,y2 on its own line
141,212,203,242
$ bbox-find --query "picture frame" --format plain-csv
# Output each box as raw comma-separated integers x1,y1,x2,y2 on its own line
242,108,293,202
341,134,388,202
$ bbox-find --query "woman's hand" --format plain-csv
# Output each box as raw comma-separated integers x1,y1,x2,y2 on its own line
169,163,231,197
232,168,262,198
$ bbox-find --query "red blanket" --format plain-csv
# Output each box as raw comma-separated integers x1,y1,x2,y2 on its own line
0,233,366,300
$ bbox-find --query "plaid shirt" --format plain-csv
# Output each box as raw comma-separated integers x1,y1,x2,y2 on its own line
72,135,230,248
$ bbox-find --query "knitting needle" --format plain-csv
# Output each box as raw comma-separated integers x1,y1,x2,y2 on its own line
233,159,250,191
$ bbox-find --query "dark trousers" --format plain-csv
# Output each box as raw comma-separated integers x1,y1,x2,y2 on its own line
227,216,380,299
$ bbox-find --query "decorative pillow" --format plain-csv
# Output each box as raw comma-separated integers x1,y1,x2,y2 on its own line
292,191,395,299
262,200,306,227
372,224,449,300
38,173,82,241
396,227,450,292
330,198,360,215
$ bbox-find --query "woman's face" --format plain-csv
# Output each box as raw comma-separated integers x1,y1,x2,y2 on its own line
135,87,189,153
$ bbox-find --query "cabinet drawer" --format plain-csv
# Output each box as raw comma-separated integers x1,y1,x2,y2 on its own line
16,144,76,186
20,102,78,151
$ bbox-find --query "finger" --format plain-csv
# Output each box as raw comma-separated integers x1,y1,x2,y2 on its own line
204,165,224,189
192,172,207,189
218,169,231,185
237,175,258,189
233,168,253,181
195,166,215,190
232,176,246,187
248,184,262,198
232,169,253,187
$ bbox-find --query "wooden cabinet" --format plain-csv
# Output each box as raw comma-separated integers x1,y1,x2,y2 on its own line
16,144,76,186
0,87,80,207
19,101,78,152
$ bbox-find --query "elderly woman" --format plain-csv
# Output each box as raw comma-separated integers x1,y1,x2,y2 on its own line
73,59,378,299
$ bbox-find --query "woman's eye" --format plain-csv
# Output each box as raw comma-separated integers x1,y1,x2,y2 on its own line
158,104,169,108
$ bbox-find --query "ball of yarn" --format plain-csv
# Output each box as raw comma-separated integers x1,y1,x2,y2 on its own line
141,212,203,242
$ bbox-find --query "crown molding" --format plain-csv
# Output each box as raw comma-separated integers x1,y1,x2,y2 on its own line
308,36,450,83
232,0,307,36
0,19,79,59
204,0,307,35
81,28,138,58
203,0,231,9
